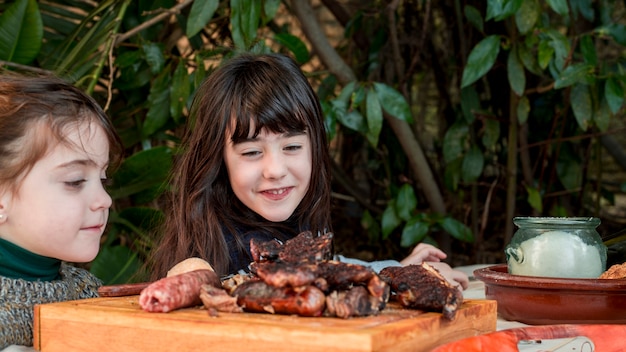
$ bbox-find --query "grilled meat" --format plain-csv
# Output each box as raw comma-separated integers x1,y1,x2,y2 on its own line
379,263,463,320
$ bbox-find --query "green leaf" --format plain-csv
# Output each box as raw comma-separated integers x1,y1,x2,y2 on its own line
186,0,218,38
482,119,500,148
525,186,543,213
546,0,569,16
537,38,554,70
231,0,261,49
0,0,42,64
142,43,165,74
460,86,480,123
400,218,430,247
594,99,610,132
462,145,484,182
263,0,281,22
444,158,462,191
554,63,593,89
486,0,523,22
110,146,172,201
461,35,501,88
579,34,596,66
556,155,582,191
372,82,413,123
365,87,383,147
570,0,594,21
273,32,310,64
396,184,417,221
570,83,592,131
517,96,530,124
515,0,539,34
464,5,483,33
91,245,143,285
144,71,172,137
335,107,366,133
546,29,571,71
382,201,401,239
605,23,626,46
443,122,469,163
170,60,191,123
605,78,624,114
440,217,474,242
507,46,525,96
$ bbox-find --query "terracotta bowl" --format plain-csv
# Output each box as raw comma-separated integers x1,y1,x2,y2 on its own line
473,264,626,325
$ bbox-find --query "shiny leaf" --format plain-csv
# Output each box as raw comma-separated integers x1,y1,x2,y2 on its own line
594,99,610,132
554,63,593,89
186,0,218,38
486,0,523,21
461,35,501,88
579,34,596,66
464,5,483,33
462,145,484,182
274,32,310,64
382,201,401,239
517,96,530,124
143,70,172,137
0,0,42,64
515,0,539,34
507,46,525,96
605,78,624,114
365,87,383,147
443,122,469,163
525,186,543,213
570,83,592,131
170,61,191,123
373,82,413,123
401,218,430,247
482,119,500,148
440,217,474,242
546,0,568,16
396,184,417,221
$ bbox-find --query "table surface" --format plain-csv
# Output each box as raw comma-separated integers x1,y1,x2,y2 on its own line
455,264,529,331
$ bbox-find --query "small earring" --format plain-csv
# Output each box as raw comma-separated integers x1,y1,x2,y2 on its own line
0,214,4,220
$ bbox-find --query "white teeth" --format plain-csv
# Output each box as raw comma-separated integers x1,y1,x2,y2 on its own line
268,188,286,195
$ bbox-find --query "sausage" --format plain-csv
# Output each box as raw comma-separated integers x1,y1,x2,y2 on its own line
139,269,220,313
233,280,326,317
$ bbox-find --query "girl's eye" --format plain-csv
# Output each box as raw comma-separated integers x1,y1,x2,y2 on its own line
65,179,86,188
242,150,261,157
285,145,302,151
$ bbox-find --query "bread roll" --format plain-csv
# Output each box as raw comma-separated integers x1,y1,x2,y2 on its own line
167,257,214,277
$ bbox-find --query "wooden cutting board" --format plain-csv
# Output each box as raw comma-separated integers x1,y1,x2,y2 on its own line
33,296,496,352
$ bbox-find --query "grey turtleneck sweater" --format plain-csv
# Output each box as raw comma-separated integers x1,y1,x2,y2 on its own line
0,263,101,349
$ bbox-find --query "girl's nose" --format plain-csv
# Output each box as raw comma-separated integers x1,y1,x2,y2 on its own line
91,181,113,211
262,152,288,180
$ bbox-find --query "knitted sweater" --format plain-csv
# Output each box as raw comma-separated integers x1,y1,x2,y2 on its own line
0,263,102,349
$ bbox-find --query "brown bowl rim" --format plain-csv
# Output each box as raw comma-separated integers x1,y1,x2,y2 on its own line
474,264,626,291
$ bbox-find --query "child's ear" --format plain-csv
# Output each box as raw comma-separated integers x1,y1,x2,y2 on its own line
0,189,10,223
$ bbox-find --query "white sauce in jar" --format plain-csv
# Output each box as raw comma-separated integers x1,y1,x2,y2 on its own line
508,230,603,278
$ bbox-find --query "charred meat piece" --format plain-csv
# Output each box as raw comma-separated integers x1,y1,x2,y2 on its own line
325,286,383,318
250,231,333,264
221,273,256,295
316,261,375,289
250,261,318,288
379,263,463,320
200,284,243,314
279,231,333,263
250,238,283,262
233,280,326,317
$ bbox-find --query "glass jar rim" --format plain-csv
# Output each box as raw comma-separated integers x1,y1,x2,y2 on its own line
513,216,600,227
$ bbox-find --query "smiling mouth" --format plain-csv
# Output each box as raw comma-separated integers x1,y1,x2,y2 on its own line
266,188,288,195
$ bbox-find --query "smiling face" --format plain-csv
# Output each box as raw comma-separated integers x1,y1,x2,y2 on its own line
0,120,112,262
224,127,312,222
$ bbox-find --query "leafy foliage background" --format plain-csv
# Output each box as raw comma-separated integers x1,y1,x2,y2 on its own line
1,0,625,283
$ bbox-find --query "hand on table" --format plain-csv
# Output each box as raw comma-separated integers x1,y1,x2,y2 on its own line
399,243,469,290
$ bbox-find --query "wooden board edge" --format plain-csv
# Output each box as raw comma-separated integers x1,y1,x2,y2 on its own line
33,304,41,351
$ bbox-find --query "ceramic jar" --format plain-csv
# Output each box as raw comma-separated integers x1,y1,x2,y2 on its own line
505,217,607,278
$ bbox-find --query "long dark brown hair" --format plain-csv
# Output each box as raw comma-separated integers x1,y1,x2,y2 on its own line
150,53,332,278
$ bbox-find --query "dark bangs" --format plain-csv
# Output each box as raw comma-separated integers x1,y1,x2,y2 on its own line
225,55,316,143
